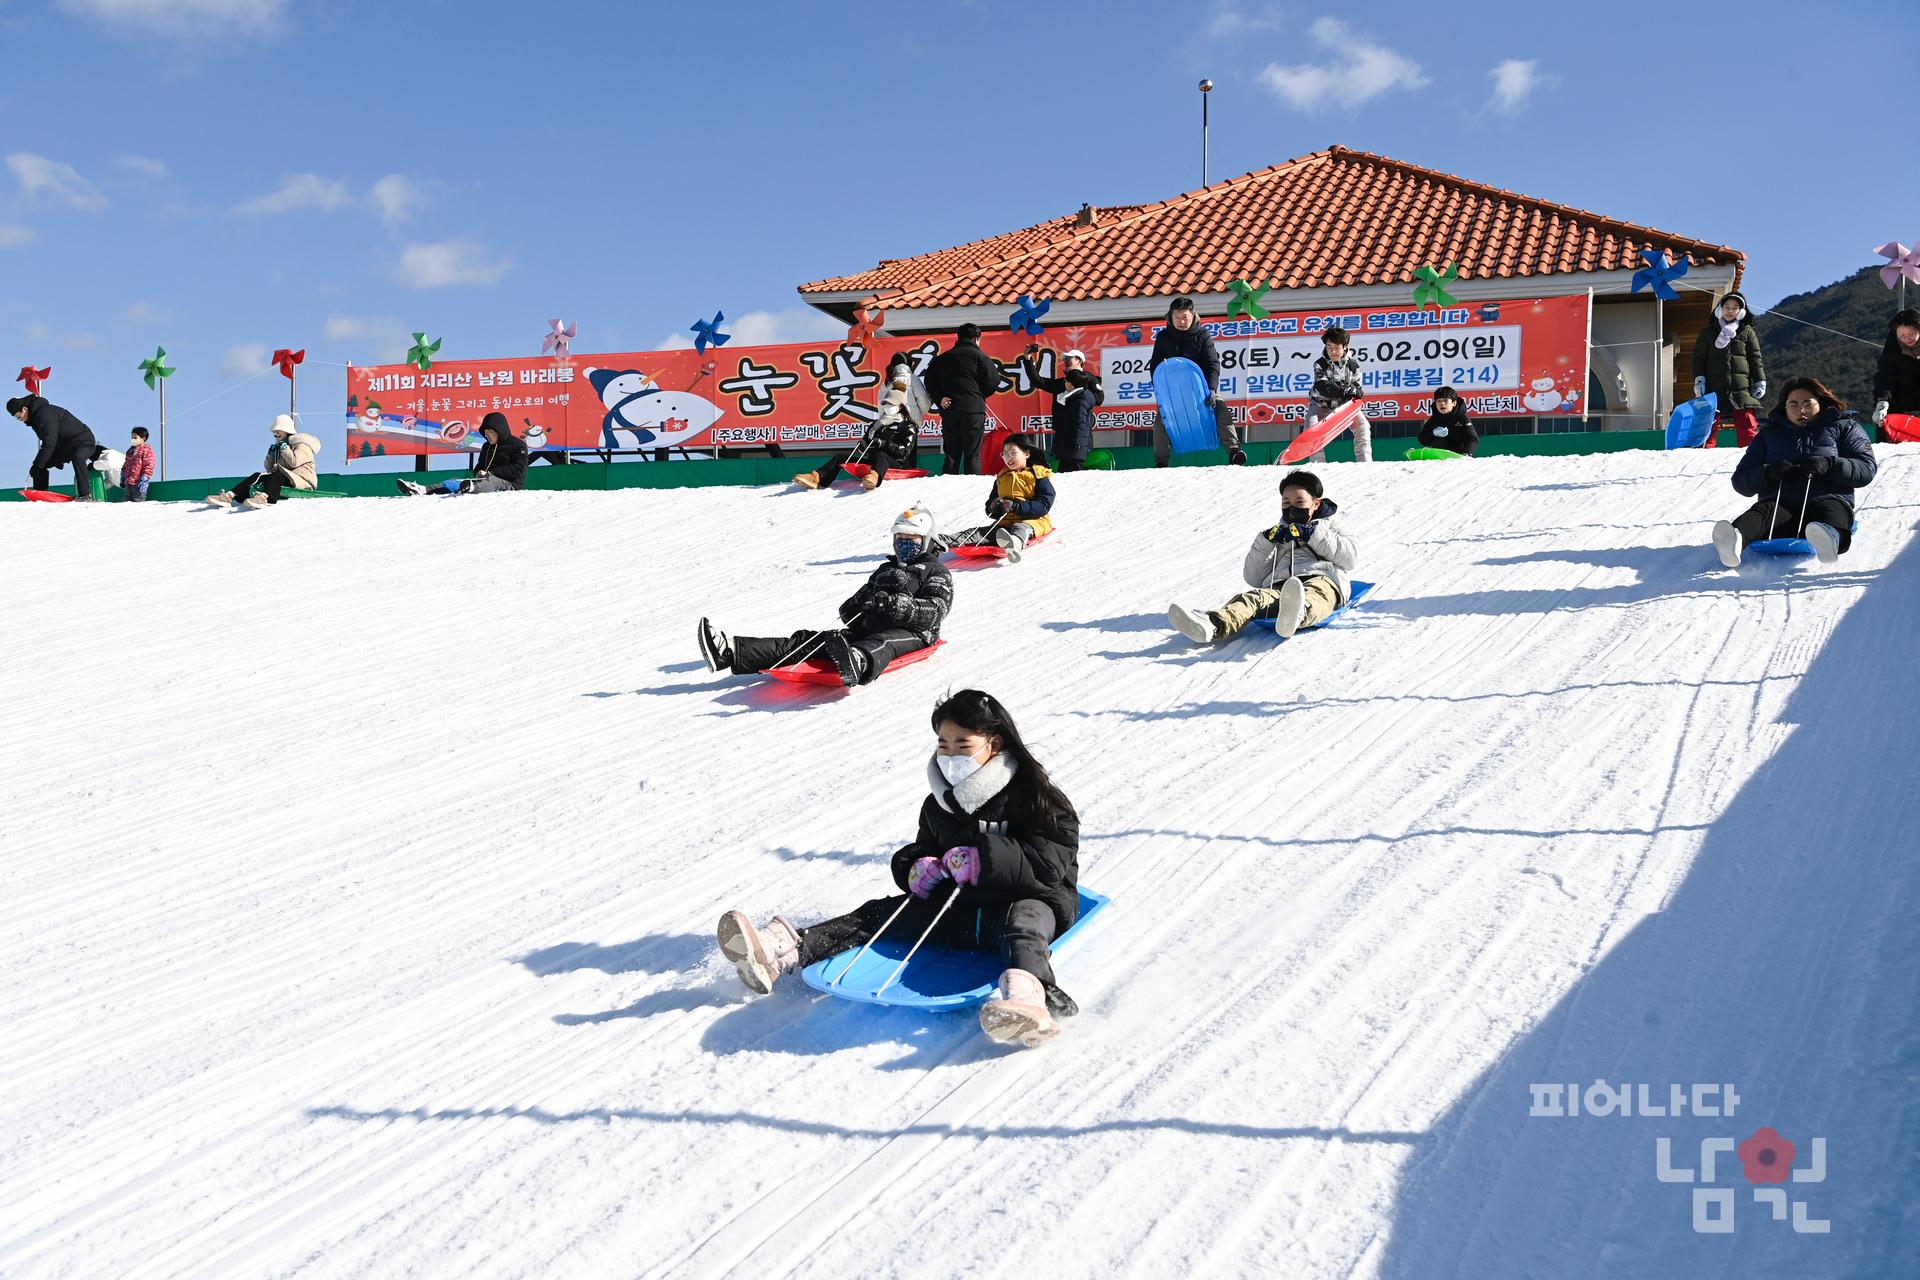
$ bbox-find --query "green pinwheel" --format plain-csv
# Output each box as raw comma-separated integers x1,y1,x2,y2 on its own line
137,346,175,389
1412,263,1460,311
406,331,442,371
1226,278,1276,321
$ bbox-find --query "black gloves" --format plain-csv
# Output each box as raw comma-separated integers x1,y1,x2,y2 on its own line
1764,461,1800,484
1805,455,1833,475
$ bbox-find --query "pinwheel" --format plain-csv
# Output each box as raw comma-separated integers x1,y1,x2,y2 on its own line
1630,249,1688,301
406,332,441,371
543,318,576,358
1412,263,1460,310
273,347,305,413
691,311,730,354
848,302,884,345
1009,294,1051,336
15,365,50,395
1873,241,1920,290
1226,278,1275,321
137,347,176,482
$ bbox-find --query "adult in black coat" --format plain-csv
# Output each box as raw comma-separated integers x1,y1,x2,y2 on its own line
10,394,99,498
1147,296,1243,465
1870,308,1920,432
715,689,1082,1046
1713,376,1875,567
1018,345,1104,469
922,322,1005,476
1416,387,1479,456
395,412,527,496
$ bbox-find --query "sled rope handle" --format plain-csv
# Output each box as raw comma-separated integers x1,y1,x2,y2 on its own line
874,881,962,997
828,893,915,988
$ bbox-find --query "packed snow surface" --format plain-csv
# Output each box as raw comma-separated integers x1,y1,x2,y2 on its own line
4,446,1917,1279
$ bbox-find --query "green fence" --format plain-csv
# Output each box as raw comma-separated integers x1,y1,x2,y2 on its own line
0,427,1723,503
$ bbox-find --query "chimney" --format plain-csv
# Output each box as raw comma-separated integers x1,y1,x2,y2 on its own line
1074,202,1097,227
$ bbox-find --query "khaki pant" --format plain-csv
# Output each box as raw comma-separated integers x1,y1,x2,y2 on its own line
1216,576,1341,637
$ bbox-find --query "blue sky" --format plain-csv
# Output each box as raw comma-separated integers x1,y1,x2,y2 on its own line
2,0,1912,482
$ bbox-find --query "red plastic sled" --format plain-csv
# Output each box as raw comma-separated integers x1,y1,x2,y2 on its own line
840,462,931,481
19,489,75,502
1883,413,1920,444
1279,400,1365,465
763,640,945,686
948,530,1053,560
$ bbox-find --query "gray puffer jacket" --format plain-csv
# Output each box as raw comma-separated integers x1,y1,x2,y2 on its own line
1241,499,1358,604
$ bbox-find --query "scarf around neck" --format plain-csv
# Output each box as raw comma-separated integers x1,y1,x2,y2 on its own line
926,751,1019,814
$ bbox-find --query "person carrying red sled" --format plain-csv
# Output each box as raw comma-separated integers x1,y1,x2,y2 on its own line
696,504,953,687
717,688,1081,1047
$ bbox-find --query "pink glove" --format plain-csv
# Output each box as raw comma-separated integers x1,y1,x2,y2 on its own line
908,855,948,899
942,846,981,886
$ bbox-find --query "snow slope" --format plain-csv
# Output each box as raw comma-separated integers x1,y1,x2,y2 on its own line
3,448,1917,1279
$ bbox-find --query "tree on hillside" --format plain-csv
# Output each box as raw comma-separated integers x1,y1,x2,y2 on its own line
1752,267,1900,411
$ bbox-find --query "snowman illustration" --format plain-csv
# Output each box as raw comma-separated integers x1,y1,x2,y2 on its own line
524,422,549,451
1523,375,1563,413
585,367,724,449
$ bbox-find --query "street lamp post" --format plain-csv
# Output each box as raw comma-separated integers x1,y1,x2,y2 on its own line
1200,79,1213,186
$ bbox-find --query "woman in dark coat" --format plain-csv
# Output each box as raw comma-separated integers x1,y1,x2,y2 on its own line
716,689,1082,1047
1690,291,1767,447
1712,375,1875,567
1870,308,1920,437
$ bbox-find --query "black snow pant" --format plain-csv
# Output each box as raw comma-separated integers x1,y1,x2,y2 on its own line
232,471,290,503
729,627,928,683
941,410,986,476
1730,492,1856,554
799,894,1060,987
1054,454,1085,473
817,443,910,487
32,444,95,498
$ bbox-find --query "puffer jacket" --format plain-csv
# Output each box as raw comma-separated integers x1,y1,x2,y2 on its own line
986,463,1056,539
1148,306,1221,391
1691,293,1766,411
889,753,1081,936
923,339,1005,416
1871,309,1920,415
1731,405,1876,508
20,395,98,472
1310,353,1364,409
838,547,954,643
473,412,528,487
266,432,322,490
859,391,924,461
1020,357,1103,457
1242,499,1359,604
1417,403,1478,455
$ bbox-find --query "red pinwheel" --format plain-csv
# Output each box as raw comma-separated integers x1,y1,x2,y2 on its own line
848,302,884,345
16,365,51,395
272,348,305,379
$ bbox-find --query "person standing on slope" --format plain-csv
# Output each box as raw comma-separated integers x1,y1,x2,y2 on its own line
1168,469,1360,643
922,323,1004,476
717,688,1082,1047
1870,308,1920,438
10,393,99,499
1148,296,1244,466
1690,291,1767,447
1018,344,1103,471
1712,375,1875,567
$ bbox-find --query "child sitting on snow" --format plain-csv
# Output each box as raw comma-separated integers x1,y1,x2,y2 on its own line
938,433,1055,563
1712,375,1876,567
696,504,953,687
717,688,1081,1047
1416,386,1479,456
1168,469,1360,642
792,353,929,491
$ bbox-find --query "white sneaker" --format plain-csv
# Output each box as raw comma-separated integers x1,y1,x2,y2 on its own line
993,526,1029,564
1712,519,1742,568
716,912,799,995
1168,603,1218,644
1805,522,1840,564
243,493,271,509
979,968,1060,1047
1272,577,1307,638
396,479,430,496
205,491,233,507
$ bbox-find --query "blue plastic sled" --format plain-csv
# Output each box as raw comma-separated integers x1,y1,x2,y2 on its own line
1253,580,1375,632
1664,393,1719,449
1750,521,1858,558
801,886,1111,1011
1151,357,1218,453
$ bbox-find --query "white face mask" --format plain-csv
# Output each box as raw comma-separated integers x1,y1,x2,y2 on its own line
937,753,984,785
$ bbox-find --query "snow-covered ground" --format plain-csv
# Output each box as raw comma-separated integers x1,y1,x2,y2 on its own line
4,447,1917,1279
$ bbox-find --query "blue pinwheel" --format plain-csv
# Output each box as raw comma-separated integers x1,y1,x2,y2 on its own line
691,311,731,354
1008,294,1051,336
1630,249,1689,301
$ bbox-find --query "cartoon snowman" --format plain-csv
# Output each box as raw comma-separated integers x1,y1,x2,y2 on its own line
585,367,724,449
525,423,549,451
1523,375,1563,413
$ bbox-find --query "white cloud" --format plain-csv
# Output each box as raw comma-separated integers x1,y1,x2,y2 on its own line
1487,58,1553,115
221,342,269,378
59,0,287,38
7,153,108,212
25,320,98,351
1255,18,1428,112
395,239,512,288
116,154,170,179
1206,1,1283,39
369,174,427,231
233,173,352,216
124,301,176,324
0,224,36,249
653,307,848,352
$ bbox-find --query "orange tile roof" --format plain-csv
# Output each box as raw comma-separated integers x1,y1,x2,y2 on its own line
798,146,1743,311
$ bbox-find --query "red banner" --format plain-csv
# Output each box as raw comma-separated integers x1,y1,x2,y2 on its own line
343,295,1590,462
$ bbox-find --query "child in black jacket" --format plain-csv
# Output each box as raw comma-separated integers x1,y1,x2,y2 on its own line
1416,386,1479,456
717,689,1082,1046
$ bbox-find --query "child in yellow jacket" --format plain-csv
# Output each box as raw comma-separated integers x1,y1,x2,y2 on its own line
941,434,1056,563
